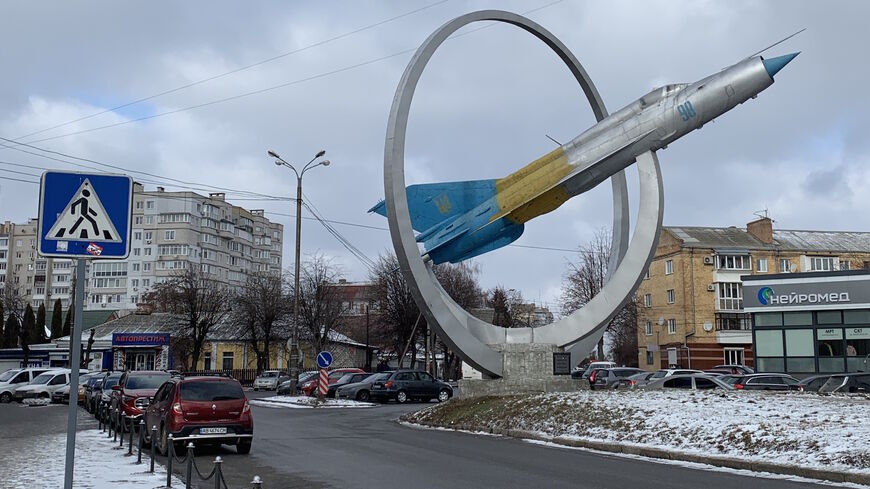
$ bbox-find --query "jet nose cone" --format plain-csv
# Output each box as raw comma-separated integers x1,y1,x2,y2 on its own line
763,52,800,79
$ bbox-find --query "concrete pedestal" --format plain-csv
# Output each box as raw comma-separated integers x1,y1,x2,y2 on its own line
458,343,586,398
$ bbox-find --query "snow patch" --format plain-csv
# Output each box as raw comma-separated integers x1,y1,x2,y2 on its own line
250,395,377,409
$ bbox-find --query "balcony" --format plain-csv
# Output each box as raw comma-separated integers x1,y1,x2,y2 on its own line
715,313,752,344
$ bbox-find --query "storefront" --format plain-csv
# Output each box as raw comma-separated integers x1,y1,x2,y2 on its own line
112,333,172,371
743,270,870,375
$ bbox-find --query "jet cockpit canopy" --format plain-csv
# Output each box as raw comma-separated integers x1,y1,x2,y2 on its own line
639,83,689,108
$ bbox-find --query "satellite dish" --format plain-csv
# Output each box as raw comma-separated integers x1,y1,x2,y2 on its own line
703,322,713,332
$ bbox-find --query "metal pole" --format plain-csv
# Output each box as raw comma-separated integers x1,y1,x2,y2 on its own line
185,443,194,489
167,434,174,488
128,416,134,454
365,304,370,371
137,419,144,464
63,258,85,489
150,425,157,473
251,475,262,488
213,457,223,489
290,175,302,394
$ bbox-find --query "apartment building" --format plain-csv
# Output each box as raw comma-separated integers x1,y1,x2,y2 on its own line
1,184,283,312
636,217,870,371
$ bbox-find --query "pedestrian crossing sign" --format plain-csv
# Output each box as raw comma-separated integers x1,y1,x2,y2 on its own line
38,171,133,258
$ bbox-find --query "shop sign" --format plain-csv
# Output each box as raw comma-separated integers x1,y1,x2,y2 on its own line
846,327,870,340
817,328,843,340
112,333,170,346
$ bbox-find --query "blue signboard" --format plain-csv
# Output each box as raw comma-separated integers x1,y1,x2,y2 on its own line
316,351,333,369
112,333,171,346
38,171,133,258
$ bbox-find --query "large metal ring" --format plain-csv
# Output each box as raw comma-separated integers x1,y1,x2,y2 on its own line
383,10,662,377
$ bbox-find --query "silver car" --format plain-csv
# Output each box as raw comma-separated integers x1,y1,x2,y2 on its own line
640,374,734,391
254,370,289,391
336,372,393,402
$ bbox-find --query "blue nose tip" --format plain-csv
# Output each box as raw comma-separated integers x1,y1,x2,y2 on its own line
763,52,800,79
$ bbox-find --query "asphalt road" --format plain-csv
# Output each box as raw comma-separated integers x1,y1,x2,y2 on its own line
0,394,838,489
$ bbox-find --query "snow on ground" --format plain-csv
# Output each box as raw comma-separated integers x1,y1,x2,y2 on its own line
250,395,376,409
409,390,870,475
3,428,183,488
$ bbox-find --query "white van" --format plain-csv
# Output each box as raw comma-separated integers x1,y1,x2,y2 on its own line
13,369,77,402
0,368,50,403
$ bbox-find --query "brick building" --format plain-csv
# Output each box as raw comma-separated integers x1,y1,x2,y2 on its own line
636,217,870,371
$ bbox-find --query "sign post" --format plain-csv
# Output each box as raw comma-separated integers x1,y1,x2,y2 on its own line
315,351,333,400
39,171,133,489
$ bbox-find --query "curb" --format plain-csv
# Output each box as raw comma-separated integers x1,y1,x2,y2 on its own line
403,419,870,486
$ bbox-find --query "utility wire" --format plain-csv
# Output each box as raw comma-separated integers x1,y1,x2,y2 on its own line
3,0,566,147
4,0,451,145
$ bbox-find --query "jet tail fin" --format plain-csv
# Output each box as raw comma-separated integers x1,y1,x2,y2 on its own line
369,179,496,233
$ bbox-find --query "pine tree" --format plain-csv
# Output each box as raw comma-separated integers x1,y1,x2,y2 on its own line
3,315,19,349
63,307,72,337
21,304,36,366
36,303,47,342
0,302,5,348
51,300,63,339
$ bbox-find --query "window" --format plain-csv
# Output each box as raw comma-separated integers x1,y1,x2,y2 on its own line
133,248,140,256
717,255,750,270
142,279,151,287
135,201,143,210
144,231,153,241
666,289,675,304
864,261,870,270
665,259,673,275
644,269,650,280
132,263,140,272
644,321,652,336
93,262,127,277
134,216,143,225
146,200,155,209
839,260,850,271
724,348,744,365
717,283,742,310
144,248,152,256
131,279,139,287
143,263,151,272
643,294,651,307
134,232,142,240
145,216,153,225
667,319,676,334
646,351,654,365
715,312,751,331
756,259,767,272
809,256,835,271
203,353,211,371
164,230,175,241
221,352,234,370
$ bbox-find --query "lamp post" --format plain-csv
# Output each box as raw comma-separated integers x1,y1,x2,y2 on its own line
268,148,329,395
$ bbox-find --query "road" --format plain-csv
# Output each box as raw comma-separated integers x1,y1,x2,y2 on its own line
0,394,838,489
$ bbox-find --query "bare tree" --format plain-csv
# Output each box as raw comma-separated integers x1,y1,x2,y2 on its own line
144,267,231,370
561,228,637,364
232,272,290,371
369,253,420,368
292,253,347,357
486,286,525,328
433,262,485,378
1,283,25,324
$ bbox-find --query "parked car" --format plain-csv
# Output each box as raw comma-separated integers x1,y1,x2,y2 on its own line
589,367,644,390
52,384,71,404
84,373,108,412
640,373,734,390
799,374,836,393
0,368,50,403
302,368,365,397
370,370,453,403
14,369,76,401
648,369,703,382
818,373,870,394
276,371,318,396
97,373,123,423
572,361,617,380
731,374,802,391
336,372,393,402
718,375,742,386
326,372,372,398
253,370,289,391
144,376,253,455
61,373,97,404
712,364,754,374
110,370,171,430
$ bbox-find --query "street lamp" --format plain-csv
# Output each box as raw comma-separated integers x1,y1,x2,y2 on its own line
269,148,329,395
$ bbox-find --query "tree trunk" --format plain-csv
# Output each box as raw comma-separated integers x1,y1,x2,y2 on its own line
597,337,605,360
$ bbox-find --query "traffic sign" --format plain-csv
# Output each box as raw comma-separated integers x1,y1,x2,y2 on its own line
38,171,133,258
316,351,333,369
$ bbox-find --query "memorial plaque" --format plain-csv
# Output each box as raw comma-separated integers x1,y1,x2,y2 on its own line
553,352,571,375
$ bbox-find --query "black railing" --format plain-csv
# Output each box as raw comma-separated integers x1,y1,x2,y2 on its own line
184,369,259,386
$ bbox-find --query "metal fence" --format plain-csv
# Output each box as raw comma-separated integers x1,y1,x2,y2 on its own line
184,369,259,386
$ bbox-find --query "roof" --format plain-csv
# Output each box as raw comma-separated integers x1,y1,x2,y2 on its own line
82,310,119,330
665,226,870,253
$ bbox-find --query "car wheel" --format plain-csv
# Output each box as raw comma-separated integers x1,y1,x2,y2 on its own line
236,440,252,454
437,389,450,402
254,387,259,392
396,390,408,404
356,390,370,402
158,424,168,456
40,392,50,399
0,392,11,403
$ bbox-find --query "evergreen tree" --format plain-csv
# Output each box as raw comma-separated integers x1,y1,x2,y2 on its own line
51,300,63,339
36,303,46,342
21,304,36,366
63,307,72,337
3,315,19,349
0,302,5,347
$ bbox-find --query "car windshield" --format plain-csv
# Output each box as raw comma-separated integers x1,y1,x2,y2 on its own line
103,375,122,388
0,370,19,382
719,375,741,385
650,371,668,379
819,376,848,393
337,374,358,384
180,381,244,401
126,373,170,389
260,372,278,378
30,373,54,385
299,372,318,383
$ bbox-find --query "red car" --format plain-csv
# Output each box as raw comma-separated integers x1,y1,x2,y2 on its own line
301,368,365,396
144,375,253,455
110,370,170,431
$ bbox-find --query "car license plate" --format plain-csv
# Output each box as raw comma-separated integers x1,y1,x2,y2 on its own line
200,427,227,434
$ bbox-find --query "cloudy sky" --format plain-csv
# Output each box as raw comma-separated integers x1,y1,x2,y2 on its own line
1,1,866,313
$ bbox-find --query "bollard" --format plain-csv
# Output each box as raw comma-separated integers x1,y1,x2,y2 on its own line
150,425,157,473
119,414,124,447
137,419,144,464
112,413,117,442
166,434,174,488
127,416,134,455
213,456,223,489
251,475,262,488
185,442,194,489
98,410,103,431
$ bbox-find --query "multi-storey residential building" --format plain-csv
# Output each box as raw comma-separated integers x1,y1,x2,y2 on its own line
2,184,283,312
636,217,870,371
